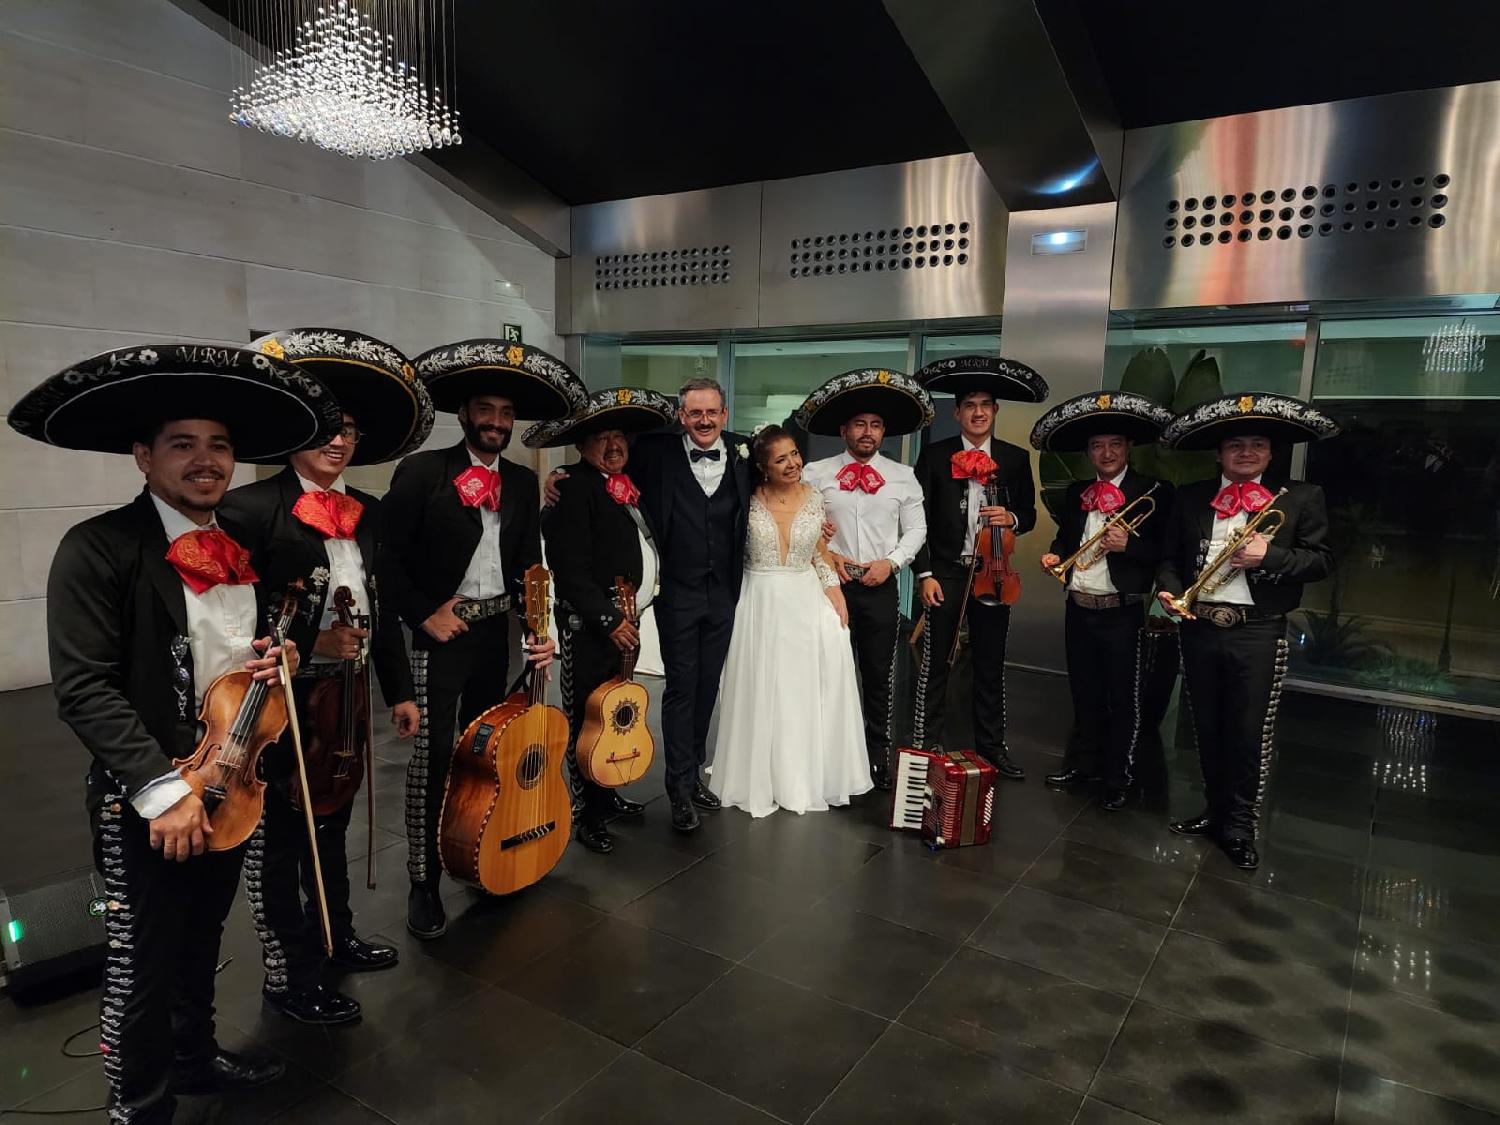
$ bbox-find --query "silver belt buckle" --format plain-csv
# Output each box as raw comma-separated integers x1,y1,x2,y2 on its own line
1200,604,1244,629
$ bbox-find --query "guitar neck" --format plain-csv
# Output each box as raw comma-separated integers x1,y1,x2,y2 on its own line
621,642,637,682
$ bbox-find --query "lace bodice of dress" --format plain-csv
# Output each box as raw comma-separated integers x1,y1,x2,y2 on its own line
747,488,838,585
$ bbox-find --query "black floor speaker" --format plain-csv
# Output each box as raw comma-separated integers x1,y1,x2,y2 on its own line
0,868,109,999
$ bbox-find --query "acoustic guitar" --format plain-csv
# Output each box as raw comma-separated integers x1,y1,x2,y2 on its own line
438,565,571,895
576,578,656,788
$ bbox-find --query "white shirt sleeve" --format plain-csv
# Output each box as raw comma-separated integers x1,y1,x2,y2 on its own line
889,480,928,570
131,773,193,819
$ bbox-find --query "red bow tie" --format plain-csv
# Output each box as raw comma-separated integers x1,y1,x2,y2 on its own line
1080,480,1125,514
454,466,501,512
951,449,998,483
166,527,258,595
1212,480,1274,520
293,490,363,539
836,462,885,494
605,472,641,506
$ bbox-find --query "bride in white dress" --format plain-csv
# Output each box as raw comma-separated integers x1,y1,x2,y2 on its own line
709,425,873,816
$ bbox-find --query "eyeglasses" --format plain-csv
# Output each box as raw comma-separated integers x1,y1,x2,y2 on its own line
336,424,363,443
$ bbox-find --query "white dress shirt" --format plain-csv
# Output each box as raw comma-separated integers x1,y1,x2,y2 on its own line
134,492,259,818
960,435,992,557
804,451,927,570
1069,468,1127,596
1203,474,1260,606
682,432,728,496
457,449,505,599
295,472,368,663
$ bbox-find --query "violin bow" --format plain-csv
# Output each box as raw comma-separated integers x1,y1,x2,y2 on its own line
277,607,334,956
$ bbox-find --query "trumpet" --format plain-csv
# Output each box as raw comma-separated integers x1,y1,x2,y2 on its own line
1048,490,1158,585
1163,488,1288,619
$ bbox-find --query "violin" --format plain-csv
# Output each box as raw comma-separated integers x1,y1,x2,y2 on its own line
439,565,571,894
296,585,371,818
174,580,303,851
970,481,1022,608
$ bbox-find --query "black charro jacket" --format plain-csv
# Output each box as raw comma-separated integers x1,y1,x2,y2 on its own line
1048,470,1175,597
913,433,1038,580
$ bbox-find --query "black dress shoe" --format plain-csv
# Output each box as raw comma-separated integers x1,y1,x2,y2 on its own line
1221,837,1260,870
1099,789,1127,812
406,883,446,940
1044,767,1100,788
671,798,700,833
331,933,398,971
170,1048,285,1094
576,820,614,853
690,781,721,811
263,984,361,1026
607,792,645,818
870,763,894,791
1169,812,1215,837
991,755,1025,781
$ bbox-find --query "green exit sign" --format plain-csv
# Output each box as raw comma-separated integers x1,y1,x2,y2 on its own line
502,324,523,343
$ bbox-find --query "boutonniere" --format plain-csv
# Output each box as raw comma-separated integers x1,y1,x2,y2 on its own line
735,442,749,460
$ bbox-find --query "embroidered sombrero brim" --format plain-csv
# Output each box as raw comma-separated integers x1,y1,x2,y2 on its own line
792,368,935,437
915,354,1050,404
1163,393,1340,450
251,329,433,465
522,387,677,448
7,342,342,463
1030,391,1175,451
415,338,588,420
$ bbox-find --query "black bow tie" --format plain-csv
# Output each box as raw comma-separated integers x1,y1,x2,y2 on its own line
690,447,721,463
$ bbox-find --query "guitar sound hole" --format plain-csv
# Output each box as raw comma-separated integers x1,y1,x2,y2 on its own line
612,702,636,731
517,744,545,789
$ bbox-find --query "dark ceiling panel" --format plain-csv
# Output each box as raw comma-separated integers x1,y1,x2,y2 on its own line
1071,0,1500,128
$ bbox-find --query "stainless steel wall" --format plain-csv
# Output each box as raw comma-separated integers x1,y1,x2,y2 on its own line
567,155,1007,334
994,203,1120,674
1113,81,1500,311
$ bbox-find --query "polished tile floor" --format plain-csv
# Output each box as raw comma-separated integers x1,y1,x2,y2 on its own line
2,669,1499,1123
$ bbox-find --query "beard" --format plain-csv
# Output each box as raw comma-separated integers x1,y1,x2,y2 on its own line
461,415,511,453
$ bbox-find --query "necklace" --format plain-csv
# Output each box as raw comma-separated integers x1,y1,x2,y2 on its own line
763,485,799,508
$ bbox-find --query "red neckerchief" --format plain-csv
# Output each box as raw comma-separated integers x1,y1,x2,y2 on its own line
454,465,501,511
292,489,363,539
166,527,258,595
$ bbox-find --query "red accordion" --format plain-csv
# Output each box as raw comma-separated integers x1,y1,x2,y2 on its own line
889,747,996,848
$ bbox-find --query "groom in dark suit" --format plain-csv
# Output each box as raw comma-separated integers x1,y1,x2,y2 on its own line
625,378,752,832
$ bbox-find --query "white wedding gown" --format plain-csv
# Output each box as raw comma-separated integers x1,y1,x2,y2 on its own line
709,487,872,817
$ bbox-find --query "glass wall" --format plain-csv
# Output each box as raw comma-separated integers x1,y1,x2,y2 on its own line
1103,322,1307,397
731,337,910,443
620,342,720,396
1294,315,1500,708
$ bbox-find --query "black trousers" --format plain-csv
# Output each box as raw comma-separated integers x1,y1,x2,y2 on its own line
93,789,245,1124
656,581,736,800
245,780,355,995
843,579,901,773
1062,598,1146,790
1179,615,1289,841
559,620,621,825
406,615,512,887
914,574,1011,761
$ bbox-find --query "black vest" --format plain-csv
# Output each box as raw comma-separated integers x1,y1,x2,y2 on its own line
663,466,740,589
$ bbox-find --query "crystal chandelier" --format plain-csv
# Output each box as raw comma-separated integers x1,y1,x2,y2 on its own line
229,0,459,160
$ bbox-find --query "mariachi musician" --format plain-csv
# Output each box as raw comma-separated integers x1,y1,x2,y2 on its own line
1032,392,1176,811
14,344,340,1122
911,355,1048,780
381,340,583,939
220,330,432,1023
1156,393,1338,869
526,387,676,854
795,368,932,791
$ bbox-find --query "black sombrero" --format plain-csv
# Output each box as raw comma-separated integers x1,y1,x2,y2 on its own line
1163,393,1340,451
251,328,433,465
522,387,676,448
414,339,588,420
7,342,342,464
915,354,1050,404
1029,391,1174,451
792,368,935,437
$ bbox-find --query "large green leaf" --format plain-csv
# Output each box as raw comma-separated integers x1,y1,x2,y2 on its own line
1117,345,1175,404
1039,449,1092,523
1173,348,1224,412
